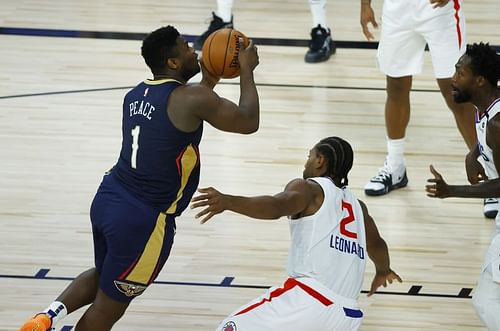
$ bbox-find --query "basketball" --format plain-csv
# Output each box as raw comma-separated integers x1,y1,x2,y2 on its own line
201,28,249,79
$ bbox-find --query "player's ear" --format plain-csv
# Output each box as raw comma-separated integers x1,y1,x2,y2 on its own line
167,58,179,70
476,75,487,88
315,153,326,169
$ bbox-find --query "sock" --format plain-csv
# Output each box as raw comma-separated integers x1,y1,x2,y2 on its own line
43,301,68,327
216,0,233,22
309,0,328,29
386,137,405,171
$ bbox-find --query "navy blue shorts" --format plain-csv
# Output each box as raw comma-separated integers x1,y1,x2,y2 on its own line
90,173,176,302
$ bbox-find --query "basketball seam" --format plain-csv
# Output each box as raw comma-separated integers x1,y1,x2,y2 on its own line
206,34,217,77
221,30,232,77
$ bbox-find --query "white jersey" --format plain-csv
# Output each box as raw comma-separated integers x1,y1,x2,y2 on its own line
476,98,500,231
287,177,367,300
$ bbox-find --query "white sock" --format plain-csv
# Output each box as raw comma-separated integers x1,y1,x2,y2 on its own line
309,0,328,29
386,137,406,171
216,0,233,22
43,301,67,326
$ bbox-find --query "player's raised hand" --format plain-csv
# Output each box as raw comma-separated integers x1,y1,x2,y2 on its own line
368,269,402,296
360,2,378,41
426,165,452,198
191,187,228,224
238,38,259,73
429,0,450,8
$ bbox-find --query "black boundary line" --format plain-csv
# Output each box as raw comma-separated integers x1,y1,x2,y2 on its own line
0,270,473,299
2,26,500,53
0,83,441,100
0,26,378,49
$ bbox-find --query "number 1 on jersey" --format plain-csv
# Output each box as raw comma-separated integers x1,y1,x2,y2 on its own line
131,125,140,169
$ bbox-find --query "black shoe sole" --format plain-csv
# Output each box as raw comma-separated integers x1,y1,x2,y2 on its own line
364,174,408,196
484,210,498,219
304,41,336,63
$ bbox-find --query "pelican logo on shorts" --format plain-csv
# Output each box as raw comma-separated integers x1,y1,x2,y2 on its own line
114,280,147,297
221,321,237,331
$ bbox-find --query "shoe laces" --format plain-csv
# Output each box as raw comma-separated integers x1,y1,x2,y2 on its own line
371,164,392,182
309,25,330,51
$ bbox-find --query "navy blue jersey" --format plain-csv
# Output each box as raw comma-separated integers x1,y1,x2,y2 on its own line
113,79,203,216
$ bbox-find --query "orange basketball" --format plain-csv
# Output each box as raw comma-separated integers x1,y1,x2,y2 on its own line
201,28,249,79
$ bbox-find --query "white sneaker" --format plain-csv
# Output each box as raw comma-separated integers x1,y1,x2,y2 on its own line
364,162,408,196
483,198,499,219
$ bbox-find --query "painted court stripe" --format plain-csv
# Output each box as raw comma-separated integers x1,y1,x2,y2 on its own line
0,269,474,299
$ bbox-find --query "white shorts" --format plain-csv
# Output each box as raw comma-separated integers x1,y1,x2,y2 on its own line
377,0,466,78
215,277,363,331
481,232,500,281
472,232,500,330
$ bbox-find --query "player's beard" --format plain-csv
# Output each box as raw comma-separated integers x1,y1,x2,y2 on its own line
452,87,472,103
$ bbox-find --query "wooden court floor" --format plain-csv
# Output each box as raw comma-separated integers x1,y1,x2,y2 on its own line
1,0,499,330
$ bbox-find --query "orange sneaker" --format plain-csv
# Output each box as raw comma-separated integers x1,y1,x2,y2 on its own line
19,313,52,331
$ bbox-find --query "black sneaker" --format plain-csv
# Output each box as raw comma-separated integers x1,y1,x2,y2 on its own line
483,198,499,219
305,25,336,63
194,12,234,50
364,162,408,196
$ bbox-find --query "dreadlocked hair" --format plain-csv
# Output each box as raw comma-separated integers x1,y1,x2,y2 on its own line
465,42,500,87
141,25,180,74
315,136,354,187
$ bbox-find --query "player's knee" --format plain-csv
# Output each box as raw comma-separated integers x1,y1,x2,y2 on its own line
386,76,412,98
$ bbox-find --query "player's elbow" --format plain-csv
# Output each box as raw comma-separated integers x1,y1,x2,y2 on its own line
237,117,259,134
242,123,259,134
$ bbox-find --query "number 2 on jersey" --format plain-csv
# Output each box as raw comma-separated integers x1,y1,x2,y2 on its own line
340,201,357,239
131,125,140,169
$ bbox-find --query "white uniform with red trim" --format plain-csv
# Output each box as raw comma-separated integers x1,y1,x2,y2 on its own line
472,98,500,330
216,177,367,331
377,0,466,78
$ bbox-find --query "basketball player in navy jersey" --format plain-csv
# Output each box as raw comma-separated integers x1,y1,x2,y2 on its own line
426,42,500,330
20,25,259,331
192,137,401,331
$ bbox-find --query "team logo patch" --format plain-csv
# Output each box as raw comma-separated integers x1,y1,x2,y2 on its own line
114,280,147,297
221,321,237,331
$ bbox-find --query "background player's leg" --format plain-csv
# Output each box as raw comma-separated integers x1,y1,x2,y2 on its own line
75,288,129,331
385,75,412,140
364,75,411,196
436,78,476,150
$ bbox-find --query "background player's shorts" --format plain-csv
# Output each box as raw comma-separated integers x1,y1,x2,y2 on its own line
377,0,466,78
216,277,363,331
90,172,176,302
472,232,500,329
480,232,500,282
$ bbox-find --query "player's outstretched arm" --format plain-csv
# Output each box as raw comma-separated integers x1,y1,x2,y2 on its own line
427,164,500,199
359,200,402,296
190,179,313,224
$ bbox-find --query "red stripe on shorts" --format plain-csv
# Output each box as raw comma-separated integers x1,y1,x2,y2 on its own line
235,278,333,316
453,0,462,49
